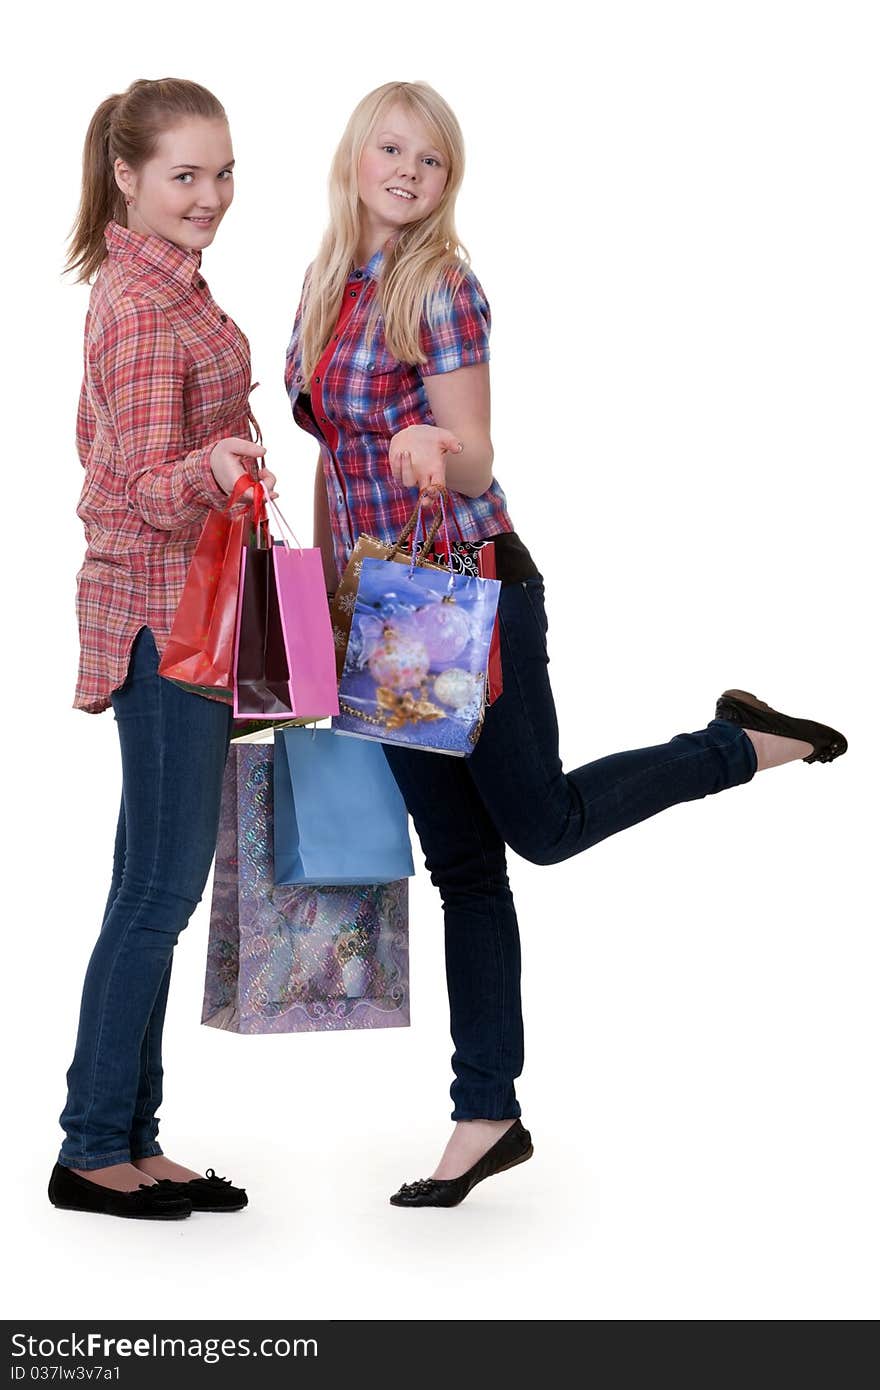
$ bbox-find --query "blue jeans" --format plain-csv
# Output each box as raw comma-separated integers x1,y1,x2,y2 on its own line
58,628,232,1170
382,576,758,1122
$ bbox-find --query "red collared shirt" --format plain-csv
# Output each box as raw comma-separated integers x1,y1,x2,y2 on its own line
73,219,259,712
284,250,514,579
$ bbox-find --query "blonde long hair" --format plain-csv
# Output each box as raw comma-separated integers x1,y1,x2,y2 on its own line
298,81,471,385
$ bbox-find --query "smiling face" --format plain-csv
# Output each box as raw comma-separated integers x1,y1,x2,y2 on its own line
356,102,449,256
114,117,235,253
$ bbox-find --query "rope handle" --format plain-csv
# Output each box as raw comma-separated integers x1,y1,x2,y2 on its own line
410,490,455,591
386,496,446,562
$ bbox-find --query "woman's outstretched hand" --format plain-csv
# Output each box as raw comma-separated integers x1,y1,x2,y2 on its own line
210,437,278,507
388,424,463,500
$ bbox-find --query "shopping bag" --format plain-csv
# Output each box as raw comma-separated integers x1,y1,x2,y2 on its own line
159,473,264,701
432,536,503,704
202,744,410,1034
232,500,339,720
328,502,447,679
332,506,501,756
232,540,293,717
274,727,414,886
269,501,339,720
330,498,503,705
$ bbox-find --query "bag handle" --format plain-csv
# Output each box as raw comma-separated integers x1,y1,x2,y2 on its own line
410,490,455,592
440,488,466,544
223,470,261,511
264,492,306,553
386,496,446,562
224,471,267,542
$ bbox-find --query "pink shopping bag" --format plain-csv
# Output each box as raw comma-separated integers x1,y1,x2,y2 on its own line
232,498,339,720
273,549,339,720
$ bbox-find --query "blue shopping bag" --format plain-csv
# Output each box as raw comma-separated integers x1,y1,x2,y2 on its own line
332,555,501,756
273,727,415,886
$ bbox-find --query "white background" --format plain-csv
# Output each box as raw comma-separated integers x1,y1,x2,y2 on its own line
4,0,877,1321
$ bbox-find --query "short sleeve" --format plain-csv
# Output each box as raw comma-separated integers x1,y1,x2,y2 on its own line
418,266,491,377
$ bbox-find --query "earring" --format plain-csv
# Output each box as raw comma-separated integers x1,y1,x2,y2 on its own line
125,197,134,207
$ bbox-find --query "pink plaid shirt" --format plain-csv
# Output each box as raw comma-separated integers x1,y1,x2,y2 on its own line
73,219,259,712
285,248,514,578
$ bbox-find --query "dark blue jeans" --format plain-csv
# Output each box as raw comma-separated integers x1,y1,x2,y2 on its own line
58,628,232,1170
382,576,758,1122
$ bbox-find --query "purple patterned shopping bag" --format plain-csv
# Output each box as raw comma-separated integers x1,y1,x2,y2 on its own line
202,744,410,1034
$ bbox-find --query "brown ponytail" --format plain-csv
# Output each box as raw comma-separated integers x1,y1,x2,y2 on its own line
65,77,227,284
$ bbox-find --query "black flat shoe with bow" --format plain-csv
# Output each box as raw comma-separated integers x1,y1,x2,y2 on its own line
154,1168,248,1212
390,1120,534,1209
714,689,847,764
48,1163,192,1220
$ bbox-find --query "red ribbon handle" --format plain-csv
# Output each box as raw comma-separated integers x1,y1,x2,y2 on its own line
224,471,267,536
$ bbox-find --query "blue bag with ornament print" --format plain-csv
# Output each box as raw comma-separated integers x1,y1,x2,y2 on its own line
332,501,501,757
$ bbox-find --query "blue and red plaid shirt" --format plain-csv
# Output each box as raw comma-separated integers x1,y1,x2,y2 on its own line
284,248,514,579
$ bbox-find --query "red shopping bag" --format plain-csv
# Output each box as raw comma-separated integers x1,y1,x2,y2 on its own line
159,473,265,702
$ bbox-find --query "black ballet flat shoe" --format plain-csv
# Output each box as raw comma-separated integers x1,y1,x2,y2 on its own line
715,688,848,764
389,1120,534,1209
48,1163,192,1220
154,1168,248,1212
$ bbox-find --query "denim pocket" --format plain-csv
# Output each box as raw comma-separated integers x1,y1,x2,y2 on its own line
519,578,549,663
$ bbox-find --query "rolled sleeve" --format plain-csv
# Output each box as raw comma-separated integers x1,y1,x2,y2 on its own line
94,296,227,530
418,267,491,377
176,444,227,509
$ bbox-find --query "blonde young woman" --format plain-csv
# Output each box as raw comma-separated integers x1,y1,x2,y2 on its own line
285,80,846,1208
51,78,276,1220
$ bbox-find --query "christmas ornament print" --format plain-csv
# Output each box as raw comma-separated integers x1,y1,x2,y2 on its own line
334,556,501,756
433,667,481,711
346,614,384,670
408,600,471,665
367,626,430,693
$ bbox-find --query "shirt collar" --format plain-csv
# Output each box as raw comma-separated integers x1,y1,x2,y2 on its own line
104,219,203,289
350,245,388,282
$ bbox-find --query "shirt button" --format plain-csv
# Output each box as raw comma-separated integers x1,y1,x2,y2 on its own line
321,416,328,424
334,334,339,341
197,277,206,289
220,313,228,323
349,290,358,298
354,270,363,279
315,374,321,383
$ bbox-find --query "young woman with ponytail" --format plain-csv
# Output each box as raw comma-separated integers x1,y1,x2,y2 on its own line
50,78,276,1221
285,80,848,1209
